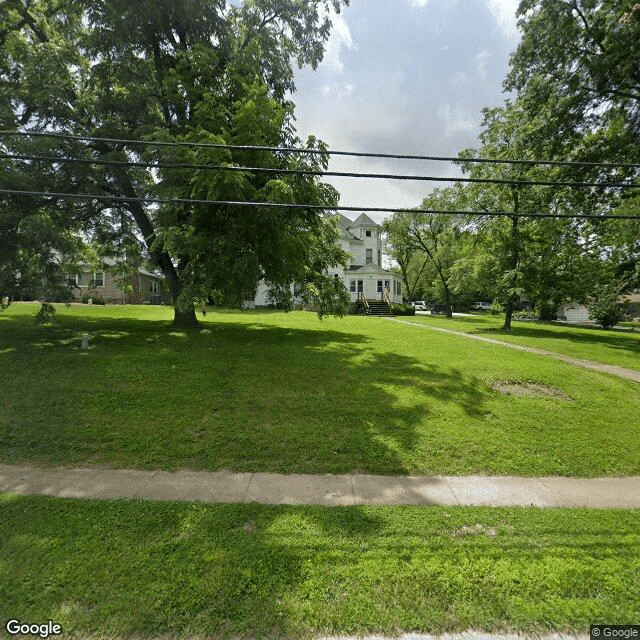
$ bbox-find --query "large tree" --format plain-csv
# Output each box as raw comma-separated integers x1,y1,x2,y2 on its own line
404,188,467,318
458,102,604,329
0,0,351,326
383,211,431,303
507,0,640,160
505,0,640,297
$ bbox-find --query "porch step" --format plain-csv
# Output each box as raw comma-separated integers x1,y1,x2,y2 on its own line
364,300,392,316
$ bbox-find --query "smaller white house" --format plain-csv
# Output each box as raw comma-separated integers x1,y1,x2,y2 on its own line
245,213,403,308
557,290,640,323
557,302,591,323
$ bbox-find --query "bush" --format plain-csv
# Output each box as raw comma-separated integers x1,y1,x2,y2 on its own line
537,300,557,322
35,302,56,324
489,301,504,315
513,311,538,321
81,292,106,305
588,288,624,329
391,303,415,316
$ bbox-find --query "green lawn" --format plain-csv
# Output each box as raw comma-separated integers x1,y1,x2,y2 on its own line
1,303,639,477
402,312,640,371
1,494,638,639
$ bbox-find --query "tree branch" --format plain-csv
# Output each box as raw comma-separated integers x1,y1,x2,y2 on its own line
580,85,640,103
7,0,49,43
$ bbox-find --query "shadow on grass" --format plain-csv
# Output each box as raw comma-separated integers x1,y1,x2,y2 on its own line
476,323,640,357
2,495,639,638
0,495,388,638
0,311,489,475
415,314,640,355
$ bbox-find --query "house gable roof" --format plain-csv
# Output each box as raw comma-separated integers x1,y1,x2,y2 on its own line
79,261,164,280
352,213,379,229
333,213,363,242
349,263,396,276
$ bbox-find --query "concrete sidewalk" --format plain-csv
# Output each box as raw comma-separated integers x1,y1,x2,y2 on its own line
1,464,639,508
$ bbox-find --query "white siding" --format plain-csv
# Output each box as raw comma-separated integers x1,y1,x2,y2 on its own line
558,303,591,323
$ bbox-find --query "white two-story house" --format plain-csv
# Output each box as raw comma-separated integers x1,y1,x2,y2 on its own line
249,213,403,307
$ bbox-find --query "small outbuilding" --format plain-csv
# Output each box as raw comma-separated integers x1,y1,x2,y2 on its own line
556,302,591,323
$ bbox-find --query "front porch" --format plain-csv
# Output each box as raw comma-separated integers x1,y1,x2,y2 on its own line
354,294,394,316
346,265,403,306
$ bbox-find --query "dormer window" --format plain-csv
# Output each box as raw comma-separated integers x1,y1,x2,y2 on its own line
365,230,372,237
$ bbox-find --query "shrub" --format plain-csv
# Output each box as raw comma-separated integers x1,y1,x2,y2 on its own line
35,302,57,324
513,311,538,321
391,303,415,316
81,292,106,305
588,288,625,329
537,300,557,322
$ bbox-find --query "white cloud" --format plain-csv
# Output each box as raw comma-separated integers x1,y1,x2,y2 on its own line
321,8,356,74
437,104,475,136
485,0,519,40
410,0,430,6
476,49,492,79
451,71,471,87
320,82,355,100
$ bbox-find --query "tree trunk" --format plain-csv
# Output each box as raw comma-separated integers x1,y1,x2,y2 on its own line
166,269,200,329
501,213,520,331
502,297,515,331
443,283,453,318
116,176,201,330
173,306,199,328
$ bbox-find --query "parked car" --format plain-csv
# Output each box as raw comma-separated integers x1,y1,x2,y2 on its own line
429,303,447,315
471,301,492,311
411,300,428,311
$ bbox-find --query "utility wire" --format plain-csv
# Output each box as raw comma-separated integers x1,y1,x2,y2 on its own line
2,153,639,189
2,188,639,220
2,130,640,169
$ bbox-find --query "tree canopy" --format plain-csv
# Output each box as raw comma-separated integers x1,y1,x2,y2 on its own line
507,0,640,161
0,0,351,325
386,2,640,328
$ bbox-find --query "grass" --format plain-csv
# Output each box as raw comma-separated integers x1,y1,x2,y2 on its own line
1,493,638,639
402,312,640,372
1,303,639,477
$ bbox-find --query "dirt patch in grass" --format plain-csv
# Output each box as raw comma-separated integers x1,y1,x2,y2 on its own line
451,523,497,538
492,380,573,401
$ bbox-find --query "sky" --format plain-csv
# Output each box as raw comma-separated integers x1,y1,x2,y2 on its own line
292,0,521,221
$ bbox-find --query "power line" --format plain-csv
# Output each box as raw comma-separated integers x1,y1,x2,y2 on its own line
2,188,639,220
2,129,640,169
2,152,639,189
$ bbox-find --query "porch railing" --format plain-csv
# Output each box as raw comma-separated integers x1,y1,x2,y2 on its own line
357,292,369,309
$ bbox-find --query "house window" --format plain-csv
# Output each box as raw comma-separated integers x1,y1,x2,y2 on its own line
150,280,159,294
365,230,372,237
350,280,356,292
377,280,383,293
74,274,83,287
357,280,363,293
378,250,381,265
93,271,104,287
384,280,390,291
394,281,402,295
366,249,373,264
